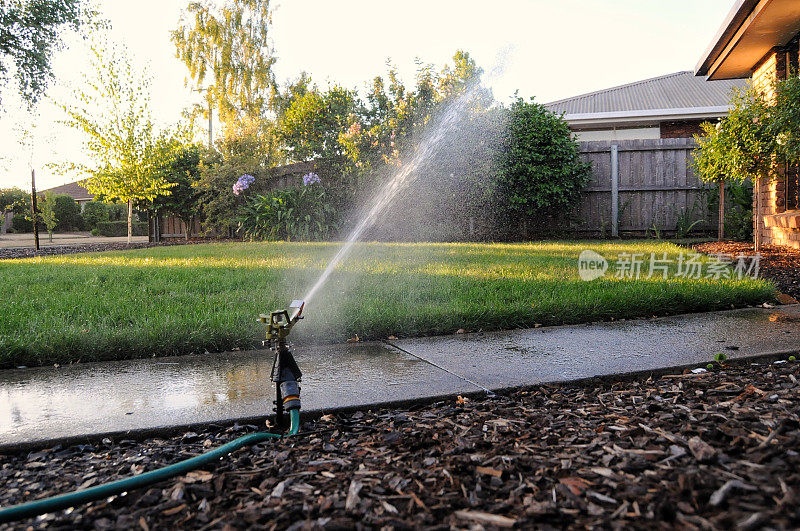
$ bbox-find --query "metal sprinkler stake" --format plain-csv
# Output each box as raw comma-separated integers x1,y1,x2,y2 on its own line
260,299,304,431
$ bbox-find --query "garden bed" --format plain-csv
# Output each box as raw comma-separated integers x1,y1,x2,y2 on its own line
1,357,798,529
0,241,775,368
695,241,800,301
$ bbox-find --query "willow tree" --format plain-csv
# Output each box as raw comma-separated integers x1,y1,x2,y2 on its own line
172,0,277,134
0,0,94,109
61,42,176,243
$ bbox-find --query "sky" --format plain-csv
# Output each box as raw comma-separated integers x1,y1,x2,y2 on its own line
0,0,736,191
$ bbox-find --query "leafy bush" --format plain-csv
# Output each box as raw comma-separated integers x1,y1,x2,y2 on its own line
95,221,147,237
495,97,590,227
11,213,32,232
238,183,337,241
81,201,110,229
196,132,276,234
52,194,81,231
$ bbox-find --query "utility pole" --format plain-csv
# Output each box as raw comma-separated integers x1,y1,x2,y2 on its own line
30,169,40,250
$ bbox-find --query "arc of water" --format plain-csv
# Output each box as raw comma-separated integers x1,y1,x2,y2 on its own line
302,87,479,305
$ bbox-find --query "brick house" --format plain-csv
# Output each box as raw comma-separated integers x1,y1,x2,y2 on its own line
545,72,745,141
696,0,800,249
39,181,95,210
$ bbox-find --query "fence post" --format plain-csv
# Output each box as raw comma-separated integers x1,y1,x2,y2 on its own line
610,145,619,238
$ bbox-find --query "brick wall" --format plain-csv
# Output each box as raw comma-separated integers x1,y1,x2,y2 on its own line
751,41,800,250
659,120,707,139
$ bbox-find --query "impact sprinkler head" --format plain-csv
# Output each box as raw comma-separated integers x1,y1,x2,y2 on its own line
259,300,305,431
260,299,305,343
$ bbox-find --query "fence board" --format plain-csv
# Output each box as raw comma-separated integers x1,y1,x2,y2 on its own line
573,139,714,235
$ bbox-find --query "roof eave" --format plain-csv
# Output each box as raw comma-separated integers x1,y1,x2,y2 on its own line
562,106,730,128
696,0,760,77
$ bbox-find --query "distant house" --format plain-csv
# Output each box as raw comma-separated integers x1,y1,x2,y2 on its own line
696,0,800,249
545,71,746,141
39,181,94,209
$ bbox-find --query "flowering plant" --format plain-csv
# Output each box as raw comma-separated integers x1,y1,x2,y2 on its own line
233,174,255,195
302,172,321,186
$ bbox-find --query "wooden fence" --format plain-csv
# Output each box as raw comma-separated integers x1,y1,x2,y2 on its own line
574,138,714,236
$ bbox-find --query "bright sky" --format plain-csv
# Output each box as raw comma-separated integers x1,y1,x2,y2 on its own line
0,0,735,191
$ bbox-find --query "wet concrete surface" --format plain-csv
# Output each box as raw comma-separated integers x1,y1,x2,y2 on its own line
392,306,800,389
0,343,467,447
1,306,799,447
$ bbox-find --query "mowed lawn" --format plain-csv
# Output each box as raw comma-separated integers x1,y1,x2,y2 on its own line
0,240,775,368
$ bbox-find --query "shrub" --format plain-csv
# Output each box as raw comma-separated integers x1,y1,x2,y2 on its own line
95,221,147,237
238,182,337,241
81,201,110,229
495,98,591,228
11,214,32,232
52,194,81,231
196,132,276,234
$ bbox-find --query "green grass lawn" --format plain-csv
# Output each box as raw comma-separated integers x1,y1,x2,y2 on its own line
0,240,775,368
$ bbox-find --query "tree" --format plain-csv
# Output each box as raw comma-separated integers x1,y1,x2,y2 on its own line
0,188,27,214
772,76,800,166
172,0,277,133
152,144,203,239
279,85,359,163
38,191,57,242
693,87,775,240
0,0,93,109
495,97,590,235
61,41,178,243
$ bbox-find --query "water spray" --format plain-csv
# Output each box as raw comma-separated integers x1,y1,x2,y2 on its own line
0,301,305,524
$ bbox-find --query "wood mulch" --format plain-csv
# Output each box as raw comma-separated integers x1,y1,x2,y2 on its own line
694,242,800,301
1,359,799,529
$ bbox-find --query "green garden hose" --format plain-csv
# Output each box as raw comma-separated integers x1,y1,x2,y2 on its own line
0,409,300,524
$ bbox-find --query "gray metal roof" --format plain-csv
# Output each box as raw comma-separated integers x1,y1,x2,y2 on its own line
545,71,747,115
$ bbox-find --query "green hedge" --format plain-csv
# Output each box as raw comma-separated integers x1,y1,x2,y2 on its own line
95,221,148,237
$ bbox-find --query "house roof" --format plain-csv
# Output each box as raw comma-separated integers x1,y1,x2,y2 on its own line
696,0,800,80
40,181,94,201
545,71,746,115
544,72,746,129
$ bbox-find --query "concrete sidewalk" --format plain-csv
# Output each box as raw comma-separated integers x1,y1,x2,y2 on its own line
1,305,799,448
0,232,148,248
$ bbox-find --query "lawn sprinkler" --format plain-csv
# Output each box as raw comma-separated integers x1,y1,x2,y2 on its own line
0,301,307,525
259,299,304,431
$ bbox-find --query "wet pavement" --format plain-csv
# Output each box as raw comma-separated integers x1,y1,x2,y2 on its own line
390,305,800,389
1,306,799,448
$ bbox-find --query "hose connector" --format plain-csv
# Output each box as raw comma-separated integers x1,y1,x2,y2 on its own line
280,380,301,411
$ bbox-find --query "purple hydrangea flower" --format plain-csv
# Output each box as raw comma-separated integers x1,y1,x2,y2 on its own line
233,174,255,195
302,172,321,186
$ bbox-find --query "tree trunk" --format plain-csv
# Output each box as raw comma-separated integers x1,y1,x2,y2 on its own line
127,198,133,244
184,217,191,241
718,181,725,241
